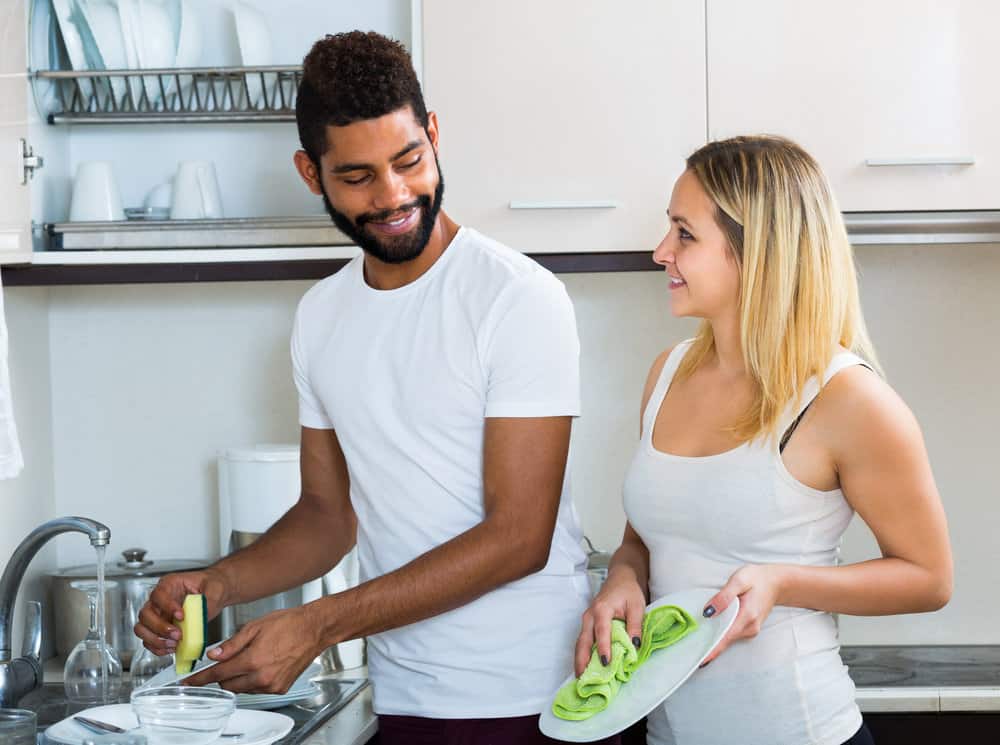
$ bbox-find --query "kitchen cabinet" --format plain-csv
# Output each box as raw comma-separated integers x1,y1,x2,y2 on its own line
421,0,707,255
0,0,418,266
706,0,1000,212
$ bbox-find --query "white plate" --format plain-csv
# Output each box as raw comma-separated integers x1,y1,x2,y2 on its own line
134,641,224,690
235,662,322,710
45,704,294,745
539,587,739,743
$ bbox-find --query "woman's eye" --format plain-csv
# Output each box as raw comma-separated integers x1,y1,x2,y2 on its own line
679,227,694,241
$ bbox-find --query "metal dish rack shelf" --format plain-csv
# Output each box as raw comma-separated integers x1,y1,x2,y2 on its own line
33,65,303,124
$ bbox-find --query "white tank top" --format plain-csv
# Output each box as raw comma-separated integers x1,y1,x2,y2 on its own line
624,340,864,745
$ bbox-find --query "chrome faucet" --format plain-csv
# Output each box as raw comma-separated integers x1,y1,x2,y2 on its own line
0,516,111,708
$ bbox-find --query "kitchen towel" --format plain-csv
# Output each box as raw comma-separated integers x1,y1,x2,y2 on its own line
552,604,697,721
0,273,23,479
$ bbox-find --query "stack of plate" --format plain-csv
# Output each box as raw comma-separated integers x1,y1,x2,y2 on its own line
236,662,323,710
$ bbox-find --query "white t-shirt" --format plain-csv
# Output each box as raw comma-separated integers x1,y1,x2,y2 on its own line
291,226,591,718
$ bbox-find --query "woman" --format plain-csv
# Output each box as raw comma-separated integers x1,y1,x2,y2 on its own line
576,136,952,745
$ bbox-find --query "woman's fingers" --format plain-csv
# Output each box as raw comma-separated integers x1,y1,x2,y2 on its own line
575,613,596,677
625,596,644,648
593,606,613,667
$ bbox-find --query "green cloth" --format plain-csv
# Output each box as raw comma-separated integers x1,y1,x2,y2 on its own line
552,604,698,721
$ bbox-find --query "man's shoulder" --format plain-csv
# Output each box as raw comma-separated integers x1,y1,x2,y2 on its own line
296,254,362,317
452,227,563,297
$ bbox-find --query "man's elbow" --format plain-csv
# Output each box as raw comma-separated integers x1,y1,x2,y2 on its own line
512,534,554,578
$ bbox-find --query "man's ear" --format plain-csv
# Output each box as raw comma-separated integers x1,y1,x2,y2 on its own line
426,111,440,155
293,150,324,196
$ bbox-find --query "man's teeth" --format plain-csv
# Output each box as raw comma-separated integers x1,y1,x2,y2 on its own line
382,210,413,226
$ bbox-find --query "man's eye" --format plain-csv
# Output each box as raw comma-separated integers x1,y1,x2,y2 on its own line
399,157,422,170
343,175,368,185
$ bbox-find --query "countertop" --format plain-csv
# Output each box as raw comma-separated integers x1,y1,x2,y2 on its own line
35,645,1000,743
844,645,1000,713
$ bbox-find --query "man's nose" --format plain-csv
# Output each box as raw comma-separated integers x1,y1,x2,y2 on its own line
372,170,412,212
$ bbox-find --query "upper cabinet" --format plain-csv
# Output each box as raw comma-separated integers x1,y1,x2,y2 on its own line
706,1,1000,212
422,1,707,254
0,0,33,265
1,0,417,265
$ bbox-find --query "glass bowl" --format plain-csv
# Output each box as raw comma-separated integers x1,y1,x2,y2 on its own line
130,686,235,745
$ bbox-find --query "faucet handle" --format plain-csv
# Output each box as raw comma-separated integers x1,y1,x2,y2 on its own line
21,600,41,661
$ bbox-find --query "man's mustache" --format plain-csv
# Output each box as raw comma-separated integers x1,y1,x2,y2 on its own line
356,196,430,227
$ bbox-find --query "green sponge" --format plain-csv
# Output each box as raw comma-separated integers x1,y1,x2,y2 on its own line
174,594,208,675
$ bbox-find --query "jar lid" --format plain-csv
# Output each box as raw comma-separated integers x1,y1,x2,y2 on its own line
49,548,211,578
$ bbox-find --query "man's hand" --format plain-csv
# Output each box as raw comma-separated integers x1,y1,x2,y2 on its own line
182,605,326,694
134,569,229,657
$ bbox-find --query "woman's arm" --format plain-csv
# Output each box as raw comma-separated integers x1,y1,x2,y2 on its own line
702,366,953,663
573,346,674,674
776,365,953,613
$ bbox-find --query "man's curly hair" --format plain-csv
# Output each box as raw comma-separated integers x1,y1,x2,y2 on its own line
296,31,428,164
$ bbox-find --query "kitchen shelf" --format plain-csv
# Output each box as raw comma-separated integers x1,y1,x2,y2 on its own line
1,251,659,286
5,210,998,287
45,216,352,251
33,65,302,124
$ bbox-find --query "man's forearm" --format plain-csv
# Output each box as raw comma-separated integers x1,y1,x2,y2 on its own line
309,513,548,648
213,495,356,608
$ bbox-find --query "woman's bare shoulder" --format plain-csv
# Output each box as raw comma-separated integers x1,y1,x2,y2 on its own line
640,344,679,421
817,364,923,461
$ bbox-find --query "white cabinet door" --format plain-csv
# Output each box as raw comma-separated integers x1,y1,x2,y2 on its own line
0,0,33,265
707,1,1000,212
422,1,706,254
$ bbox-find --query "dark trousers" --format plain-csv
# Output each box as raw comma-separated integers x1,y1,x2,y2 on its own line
375,715,871,745
375,714,622,745
844,722,876,745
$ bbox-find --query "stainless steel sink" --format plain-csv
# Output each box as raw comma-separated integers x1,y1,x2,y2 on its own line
20,677,368,743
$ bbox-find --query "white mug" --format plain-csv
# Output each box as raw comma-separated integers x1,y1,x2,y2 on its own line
170,161,224,219
69,161,125,222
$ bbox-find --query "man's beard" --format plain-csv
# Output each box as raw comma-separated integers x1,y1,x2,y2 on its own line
320,160,445,265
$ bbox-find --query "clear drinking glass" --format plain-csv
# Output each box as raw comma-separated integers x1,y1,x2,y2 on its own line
130,578,173,687
0,709,36,745
64,579,124,704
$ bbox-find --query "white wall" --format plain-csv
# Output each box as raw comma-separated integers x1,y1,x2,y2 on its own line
4,241,998,646
0,286,56,656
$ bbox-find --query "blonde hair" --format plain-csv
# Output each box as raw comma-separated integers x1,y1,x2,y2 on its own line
676,134,881,443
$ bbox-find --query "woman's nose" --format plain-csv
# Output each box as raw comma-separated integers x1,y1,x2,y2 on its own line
652,234,674,266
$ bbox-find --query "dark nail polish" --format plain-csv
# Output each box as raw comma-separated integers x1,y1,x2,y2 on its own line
699,659,712,668
632,636,641,648
600,654,609,666
703,605,716,618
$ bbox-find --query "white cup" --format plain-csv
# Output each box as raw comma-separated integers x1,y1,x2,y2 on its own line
169,161,224,219
69,161,125,222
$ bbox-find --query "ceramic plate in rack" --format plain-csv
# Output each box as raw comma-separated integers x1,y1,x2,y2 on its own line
51,0,95,101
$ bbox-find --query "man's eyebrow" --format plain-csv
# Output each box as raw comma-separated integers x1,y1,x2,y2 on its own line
330,141,423,175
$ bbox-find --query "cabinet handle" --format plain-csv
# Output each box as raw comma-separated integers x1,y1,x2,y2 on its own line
508,200,619,210
864,156,975,167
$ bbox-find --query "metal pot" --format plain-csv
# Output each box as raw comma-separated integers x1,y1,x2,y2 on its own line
583,536,611,597
48,548,214,668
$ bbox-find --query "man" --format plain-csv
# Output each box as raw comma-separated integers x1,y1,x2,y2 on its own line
136,31,616,744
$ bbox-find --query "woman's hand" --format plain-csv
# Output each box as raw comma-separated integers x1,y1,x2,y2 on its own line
700,564,786,666
574,573,648,676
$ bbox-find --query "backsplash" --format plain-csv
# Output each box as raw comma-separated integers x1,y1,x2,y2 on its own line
2,242,998,647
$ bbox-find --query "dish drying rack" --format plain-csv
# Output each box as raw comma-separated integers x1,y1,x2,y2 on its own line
33,65,303,124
